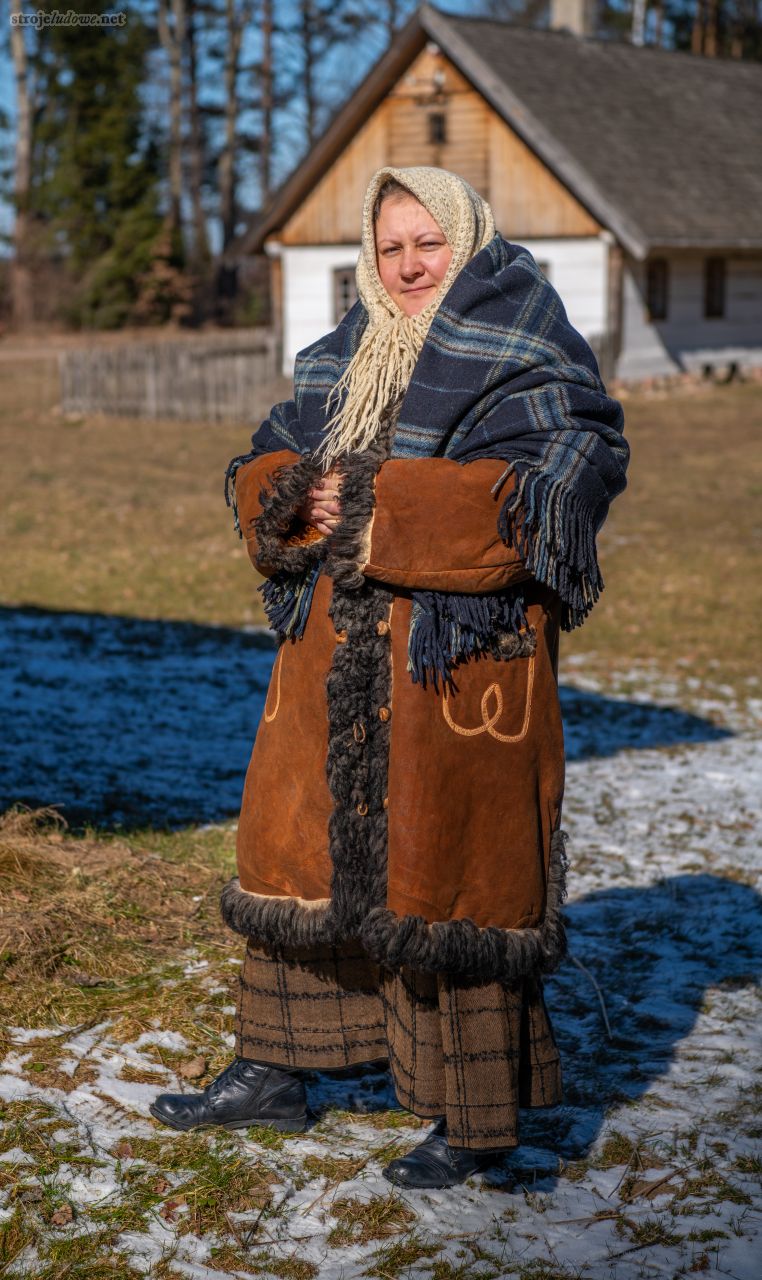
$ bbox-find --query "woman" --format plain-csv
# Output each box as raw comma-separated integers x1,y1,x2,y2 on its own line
151,166,628,1189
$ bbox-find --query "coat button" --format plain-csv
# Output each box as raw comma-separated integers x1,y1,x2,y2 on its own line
335,629,348,643
378,706,391,721
376,619,390,635
383,796,389,809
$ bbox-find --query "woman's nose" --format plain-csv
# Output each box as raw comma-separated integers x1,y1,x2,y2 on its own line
399,249,424,280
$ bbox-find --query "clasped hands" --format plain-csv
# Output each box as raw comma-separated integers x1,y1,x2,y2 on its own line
295,466,344,537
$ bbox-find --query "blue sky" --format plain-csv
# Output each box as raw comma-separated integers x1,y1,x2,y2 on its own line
0,0,475,253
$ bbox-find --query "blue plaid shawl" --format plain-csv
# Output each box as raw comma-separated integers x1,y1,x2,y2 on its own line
226,235,628,687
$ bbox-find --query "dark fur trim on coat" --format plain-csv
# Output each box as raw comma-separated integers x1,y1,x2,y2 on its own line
252,455,327,575
220,830,567,983
323,446,385,589
323,397,401,589
359,829,568,981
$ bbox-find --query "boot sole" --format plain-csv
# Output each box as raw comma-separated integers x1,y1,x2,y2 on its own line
148,1103,308,1134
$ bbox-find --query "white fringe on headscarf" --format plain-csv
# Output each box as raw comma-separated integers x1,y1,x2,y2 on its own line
314,165,496,472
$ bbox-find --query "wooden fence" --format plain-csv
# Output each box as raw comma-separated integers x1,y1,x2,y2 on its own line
59,330,279,422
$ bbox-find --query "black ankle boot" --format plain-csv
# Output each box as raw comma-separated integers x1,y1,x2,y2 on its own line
383,1119,495,1189
149,1057,308,1133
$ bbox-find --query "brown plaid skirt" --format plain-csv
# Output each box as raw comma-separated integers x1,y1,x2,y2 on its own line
235,938,562,1150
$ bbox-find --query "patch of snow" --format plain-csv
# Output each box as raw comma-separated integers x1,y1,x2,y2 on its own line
5,1026,72,1044
127,1029,190,1052
0,1147,34,1164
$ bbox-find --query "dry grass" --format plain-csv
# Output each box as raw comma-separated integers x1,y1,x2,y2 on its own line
327,1192,417,1247
566,380,762,693
1,360,760,692
0,357,290,628
0,805,238,1038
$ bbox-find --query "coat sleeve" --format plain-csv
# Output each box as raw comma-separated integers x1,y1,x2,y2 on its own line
233,448,327,578
360,457,531,594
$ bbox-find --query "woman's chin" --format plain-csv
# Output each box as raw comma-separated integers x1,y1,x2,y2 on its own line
400,291,433,317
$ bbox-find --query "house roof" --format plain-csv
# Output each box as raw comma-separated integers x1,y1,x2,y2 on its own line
239,4,762,260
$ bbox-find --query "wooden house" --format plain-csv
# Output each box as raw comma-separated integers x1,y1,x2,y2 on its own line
238,4,762,381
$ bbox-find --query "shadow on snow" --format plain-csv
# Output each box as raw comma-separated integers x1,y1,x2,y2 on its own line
0,604,731,829
306,874,761,1189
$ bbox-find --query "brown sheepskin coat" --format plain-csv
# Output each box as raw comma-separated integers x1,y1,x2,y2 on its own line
220,425,568,984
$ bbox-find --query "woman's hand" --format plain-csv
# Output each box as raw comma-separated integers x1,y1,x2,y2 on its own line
295,466,344,536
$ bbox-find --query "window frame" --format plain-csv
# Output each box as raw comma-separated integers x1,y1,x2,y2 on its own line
428,111,447,146
333,266,358,325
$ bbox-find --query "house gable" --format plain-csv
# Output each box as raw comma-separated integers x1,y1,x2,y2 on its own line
278,47,600,247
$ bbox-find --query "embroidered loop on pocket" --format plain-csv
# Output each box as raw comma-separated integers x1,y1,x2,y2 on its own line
263,645,285,723
442,655,535,744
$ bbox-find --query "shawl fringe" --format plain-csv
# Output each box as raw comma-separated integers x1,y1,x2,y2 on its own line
497,463,603,631
407,588,535,692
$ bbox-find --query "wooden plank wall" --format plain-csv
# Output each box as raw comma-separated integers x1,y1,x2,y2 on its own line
60,331,278,422
281,48,600,246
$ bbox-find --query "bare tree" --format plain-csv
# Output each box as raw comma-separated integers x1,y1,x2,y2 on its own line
217,0,256,250
260,0,274,202
9,0,34,328
292,0,365,148
186,0,210,266
158,0,187,232
632,0,648,42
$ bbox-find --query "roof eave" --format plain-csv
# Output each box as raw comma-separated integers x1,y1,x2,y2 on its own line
644,237,762,254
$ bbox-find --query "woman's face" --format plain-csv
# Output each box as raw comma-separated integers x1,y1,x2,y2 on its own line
375,194,453,316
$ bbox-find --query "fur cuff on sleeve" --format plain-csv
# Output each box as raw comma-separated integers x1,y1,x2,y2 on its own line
252,455,328,575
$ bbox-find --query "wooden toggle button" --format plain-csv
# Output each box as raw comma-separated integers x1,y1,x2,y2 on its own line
376,619,391,635
335,629,348,643
378,706,391,721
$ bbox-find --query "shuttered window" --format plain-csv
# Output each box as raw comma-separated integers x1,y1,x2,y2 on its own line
646,258,669,321
704,258,726,318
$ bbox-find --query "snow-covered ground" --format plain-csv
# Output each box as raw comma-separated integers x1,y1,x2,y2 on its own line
1,607,760,1277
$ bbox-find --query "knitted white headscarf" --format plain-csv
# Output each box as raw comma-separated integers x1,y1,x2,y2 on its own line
314,165,496,471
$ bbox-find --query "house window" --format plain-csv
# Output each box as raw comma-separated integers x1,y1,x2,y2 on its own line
333,267,358,323
646,258,669,321
704,257,726,318
428,112,447,145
